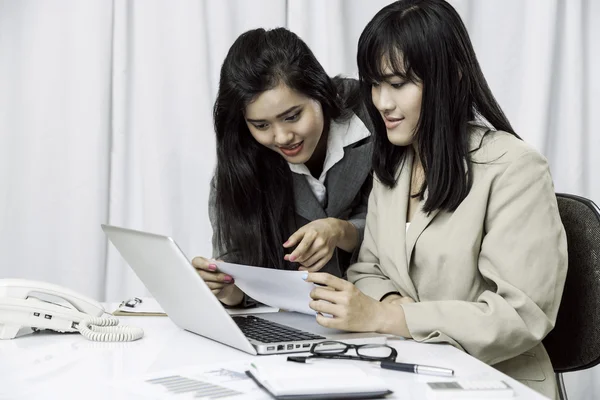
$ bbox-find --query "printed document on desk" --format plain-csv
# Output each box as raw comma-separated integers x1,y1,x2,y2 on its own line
112,358,392,400
216,262,315,315
112,360,268,399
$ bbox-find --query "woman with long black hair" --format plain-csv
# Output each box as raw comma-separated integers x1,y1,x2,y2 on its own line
305,1,567,398
192,27,374,308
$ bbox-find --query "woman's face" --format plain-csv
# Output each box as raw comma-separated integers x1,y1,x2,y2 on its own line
371,61,423,147
244,83,325,164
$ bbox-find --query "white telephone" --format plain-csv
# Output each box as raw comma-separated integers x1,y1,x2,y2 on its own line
0,278,143,342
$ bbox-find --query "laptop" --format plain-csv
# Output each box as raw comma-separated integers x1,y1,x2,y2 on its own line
101,224,384,355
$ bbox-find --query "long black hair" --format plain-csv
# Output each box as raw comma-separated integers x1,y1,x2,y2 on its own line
358,0,518,213
213,27,346,269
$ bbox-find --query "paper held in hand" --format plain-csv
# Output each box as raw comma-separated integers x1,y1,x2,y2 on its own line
216,261,316,315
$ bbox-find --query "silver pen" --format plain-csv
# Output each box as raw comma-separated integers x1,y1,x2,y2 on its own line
380,360,454,376
288,356,454,377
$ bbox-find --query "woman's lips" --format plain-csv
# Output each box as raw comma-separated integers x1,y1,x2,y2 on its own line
280,141,304,157
384,117,404,130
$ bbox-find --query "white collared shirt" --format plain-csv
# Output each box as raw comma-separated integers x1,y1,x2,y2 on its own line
288,114,371,206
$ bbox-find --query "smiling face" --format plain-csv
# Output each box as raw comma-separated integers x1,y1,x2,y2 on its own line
371,60,423,147
244,83,325,164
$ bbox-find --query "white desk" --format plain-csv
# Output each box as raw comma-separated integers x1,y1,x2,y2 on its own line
0,313,547,400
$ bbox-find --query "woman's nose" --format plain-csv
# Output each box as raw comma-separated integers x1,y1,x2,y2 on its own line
373,86,396,113
273,125,294,145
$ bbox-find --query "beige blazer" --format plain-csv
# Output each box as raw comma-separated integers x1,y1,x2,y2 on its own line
348,126,568,399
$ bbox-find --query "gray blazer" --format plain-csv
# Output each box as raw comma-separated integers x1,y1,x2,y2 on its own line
209,78,374,277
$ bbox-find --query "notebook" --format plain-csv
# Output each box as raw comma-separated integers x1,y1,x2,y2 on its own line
111,297,280,317
112,297,167,316
246,359,392,400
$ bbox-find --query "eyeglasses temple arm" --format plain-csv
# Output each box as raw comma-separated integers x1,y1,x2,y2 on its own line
287,356,310,363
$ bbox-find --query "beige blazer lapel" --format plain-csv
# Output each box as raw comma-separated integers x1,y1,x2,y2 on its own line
384,150,420,301
406,127,486,277
406,204,440,276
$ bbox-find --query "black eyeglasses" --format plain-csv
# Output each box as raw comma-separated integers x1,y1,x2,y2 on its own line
304,340,398,362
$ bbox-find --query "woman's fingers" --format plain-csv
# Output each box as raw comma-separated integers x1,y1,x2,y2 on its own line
192,256,214,270
299,245,325,267
196,269,233,283
191,257,237,298
286,232,317,263
304,272,350,291
309,299,341,316
299,249,332,271
283,226,306,249
192,258,234,284
192,257,227,274
205,281,224,289
295,235,325,264
310,286,344,303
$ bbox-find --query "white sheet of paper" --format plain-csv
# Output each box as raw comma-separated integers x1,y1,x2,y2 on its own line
216,261,316,315
111,361,269,399
250,358,389,396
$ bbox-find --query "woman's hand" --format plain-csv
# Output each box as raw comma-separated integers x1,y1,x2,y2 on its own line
305,273,413,337
191,256,243,306
283,218,357,272
304,272,385,332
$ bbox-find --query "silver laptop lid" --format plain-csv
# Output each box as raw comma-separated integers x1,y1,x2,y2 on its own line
101,224,257,355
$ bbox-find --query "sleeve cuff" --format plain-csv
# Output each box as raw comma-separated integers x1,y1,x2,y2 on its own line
380,291,401,302
400,302,465,351
354,276,399,301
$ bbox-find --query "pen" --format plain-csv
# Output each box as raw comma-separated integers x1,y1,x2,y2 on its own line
379,360,454,377
120,297,143,308
287,356,454,377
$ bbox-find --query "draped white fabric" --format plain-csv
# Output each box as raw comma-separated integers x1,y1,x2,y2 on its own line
0,1,598,398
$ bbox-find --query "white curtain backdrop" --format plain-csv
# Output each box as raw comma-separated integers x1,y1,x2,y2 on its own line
0,1,598,398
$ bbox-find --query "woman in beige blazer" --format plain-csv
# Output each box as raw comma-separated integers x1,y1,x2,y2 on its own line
303,1,568,398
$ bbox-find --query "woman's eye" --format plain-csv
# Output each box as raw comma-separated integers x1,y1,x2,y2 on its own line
254,123,269,130
391,82,406,89
285,113,300,122
371,82,380,88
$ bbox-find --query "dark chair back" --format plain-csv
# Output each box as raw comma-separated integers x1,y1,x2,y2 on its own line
543,193,600,373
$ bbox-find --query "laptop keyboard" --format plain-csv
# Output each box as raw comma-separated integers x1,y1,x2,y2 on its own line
232,315,325,343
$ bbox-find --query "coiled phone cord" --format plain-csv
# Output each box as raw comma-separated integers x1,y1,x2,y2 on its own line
77,316,144,342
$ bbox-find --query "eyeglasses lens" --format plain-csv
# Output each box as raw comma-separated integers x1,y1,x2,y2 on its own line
312,341,348,354
356,344,394,359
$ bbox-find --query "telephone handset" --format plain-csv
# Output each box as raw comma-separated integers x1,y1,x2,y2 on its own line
0,278,143,342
